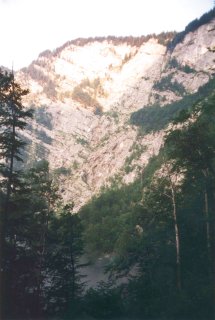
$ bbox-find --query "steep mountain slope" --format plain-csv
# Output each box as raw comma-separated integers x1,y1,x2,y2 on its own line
17,12,215,211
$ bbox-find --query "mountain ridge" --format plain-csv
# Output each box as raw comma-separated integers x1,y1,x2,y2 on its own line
15,9,215,211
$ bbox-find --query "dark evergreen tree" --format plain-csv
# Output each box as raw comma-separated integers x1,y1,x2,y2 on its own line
0,69,32,219
0,69,32,319
21,160,60,317
165,93,215,317
46,203,85,318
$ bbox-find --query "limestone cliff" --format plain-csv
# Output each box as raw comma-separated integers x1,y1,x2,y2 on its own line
16,16,215,211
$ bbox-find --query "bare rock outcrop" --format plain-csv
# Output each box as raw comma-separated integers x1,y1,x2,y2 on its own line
17,19,215,210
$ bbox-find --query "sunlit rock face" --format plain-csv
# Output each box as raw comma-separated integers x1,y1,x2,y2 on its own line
17,18,215,211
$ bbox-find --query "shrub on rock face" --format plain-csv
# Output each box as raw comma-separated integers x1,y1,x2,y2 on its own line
72,84,102,112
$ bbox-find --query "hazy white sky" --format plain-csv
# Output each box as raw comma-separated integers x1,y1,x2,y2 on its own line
0,0,213,70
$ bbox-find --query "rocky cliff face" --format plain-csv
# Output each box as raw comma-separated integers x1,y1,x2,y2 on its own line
17,17,215,211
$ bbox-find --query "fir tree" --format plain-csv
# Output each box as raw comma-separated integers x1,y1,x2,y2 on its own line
0,69,32,318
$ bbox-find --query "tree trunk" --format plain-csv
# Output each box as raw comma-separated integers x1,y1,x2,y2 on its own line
211,191,215,318
70,216,76,302
0,215,3,320
4,98,16,228
204,188,211,261
170,181,182,291
1,97,16,319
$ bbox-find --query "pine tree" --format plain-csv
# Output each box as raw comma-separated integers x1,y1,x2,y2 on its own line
0,69,33,318
0,70,32,216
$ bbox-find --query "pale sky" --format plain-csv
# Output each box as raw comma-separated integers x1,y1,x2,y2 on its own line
0,0,213,70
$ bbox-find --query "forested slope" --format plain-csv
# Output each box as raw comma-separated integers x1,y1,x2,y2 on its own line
80,89,215,320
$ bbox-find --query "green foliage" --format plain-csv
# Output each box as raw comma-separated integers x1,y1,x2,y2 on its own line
43,79,57,98
53,166,71,176
80,148,167,258
124,143,146,173
1,160,56,318
182,64,196,74
38,49,52,58
72,160,79,170
79,92,215,320
84,281,123,319
105,110,119,124
165,93,215,173
80,181,142,256
0,70,33,167
76,136,89,146
121,52,134,65
153,74,186,96
46,204,85,317
168,58,180,69
169,8,215,51
156,31,177,46
130,76,215,133
54,32,176,56
33,105,53,129
72,78,104,113
72,85,102,111
168,58,196,73
1,159,85,319
72,86,94,105
22,64,57,98
34,128,52,145
0,71,33,310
